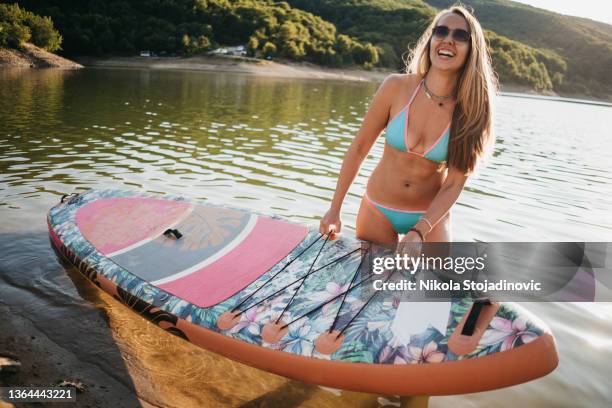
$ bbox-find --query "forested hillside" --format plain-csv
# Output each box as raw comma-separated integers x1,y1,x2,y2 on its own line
7,0,379,67
2,0,611,98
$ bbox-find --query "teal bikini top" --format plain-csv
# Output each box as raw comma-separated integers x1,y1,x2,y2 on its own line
384,80,450,163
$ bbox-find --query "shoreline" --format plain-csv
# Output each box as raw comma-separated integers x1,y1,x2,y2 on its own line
77,55,611,102
2,50,609,102
0,303,148,408
0,43,82,69
76,55,388,82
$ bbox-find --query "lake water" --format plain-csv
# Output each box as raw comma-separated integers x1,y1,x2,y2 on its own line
1,67,611,407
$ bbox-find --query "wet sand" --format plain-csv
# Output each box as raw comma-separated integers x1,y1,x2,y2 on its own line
0,231,388,407
0,304,148,408
0,236,152,408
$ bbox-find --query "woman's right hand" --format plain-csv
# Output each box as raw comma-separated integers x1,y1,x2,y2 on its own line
319,208,342,240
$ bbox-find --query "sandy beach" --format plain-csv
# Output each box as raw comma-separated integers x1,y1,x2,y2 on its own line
76,55,389,83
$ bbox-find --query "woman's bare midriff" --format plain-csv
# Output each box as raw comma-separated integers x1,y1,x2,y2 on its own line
366,143,446,210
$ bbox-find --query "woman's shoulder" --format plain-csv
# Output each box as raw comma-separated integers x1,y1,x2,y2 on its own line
381,73,422,93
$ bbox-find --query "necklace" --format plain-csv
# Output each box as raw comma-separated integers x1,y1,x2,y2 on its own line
423,78,456,107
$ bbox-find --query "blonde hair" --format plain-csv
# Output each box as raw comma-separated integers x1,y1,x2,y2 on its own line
405,4,498,174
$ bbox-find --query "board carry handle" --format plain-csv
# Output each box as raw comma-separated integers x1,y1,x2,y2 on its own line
60,192,80,204
163,228,183,240
461,298,492,336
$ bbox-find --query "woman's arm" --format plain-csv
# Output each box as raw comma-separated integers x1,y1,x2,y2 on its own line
329,75,397,212
320,75,399,237
410,166,468,241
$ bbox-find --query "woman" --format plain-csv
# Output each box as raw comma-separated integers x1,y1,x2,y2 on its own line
320,5,497,247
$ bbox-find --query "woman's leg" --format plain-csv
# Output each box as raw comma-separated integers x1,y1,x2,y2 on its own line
356,196,398,246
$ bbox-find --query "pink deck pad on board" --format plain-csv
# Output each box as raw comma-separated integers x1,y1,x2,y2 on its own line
76,197,193,255
158,216,308,308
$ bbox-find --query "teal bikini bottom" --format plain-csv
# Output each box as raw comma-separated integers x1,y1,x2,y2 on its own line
364,193,425,235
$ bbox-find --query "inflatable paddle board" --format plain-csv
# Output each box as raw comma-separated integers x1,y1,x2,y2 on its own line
47,189,558,395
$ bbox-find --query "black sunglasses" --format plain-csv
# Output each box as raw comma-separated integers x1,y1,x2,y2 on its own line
432,25,471,42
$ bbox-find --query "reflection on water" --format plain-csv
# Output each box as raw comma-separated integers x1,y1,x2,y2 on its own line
1,67,611,407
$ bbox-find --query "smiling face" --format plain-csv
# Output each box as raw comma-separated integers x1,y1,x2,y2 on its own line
429,12,471,73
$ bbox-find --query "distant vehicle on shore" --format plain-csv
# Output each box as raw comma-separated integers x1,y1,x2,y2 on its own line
139,51,159,58
208,45,246,57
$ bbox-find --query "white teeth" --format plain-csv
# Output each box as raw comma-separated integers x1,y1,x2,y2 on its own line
438,50,454,57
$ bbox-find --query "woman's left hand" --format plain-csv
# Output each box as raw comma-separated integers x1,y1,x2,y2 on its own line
397,230,423,259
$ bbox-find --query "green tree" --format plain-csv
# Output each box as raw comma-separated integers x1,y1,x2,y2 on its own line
281,40,304,59
182,34,211,54
4,22,31,48
263,41,276,58
0,3,62,51
0,4,29,48
376,42,399,68
363,43,379,65
349,42,379,68
279,21,298,42
23,13,62,51
247,35,259,56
